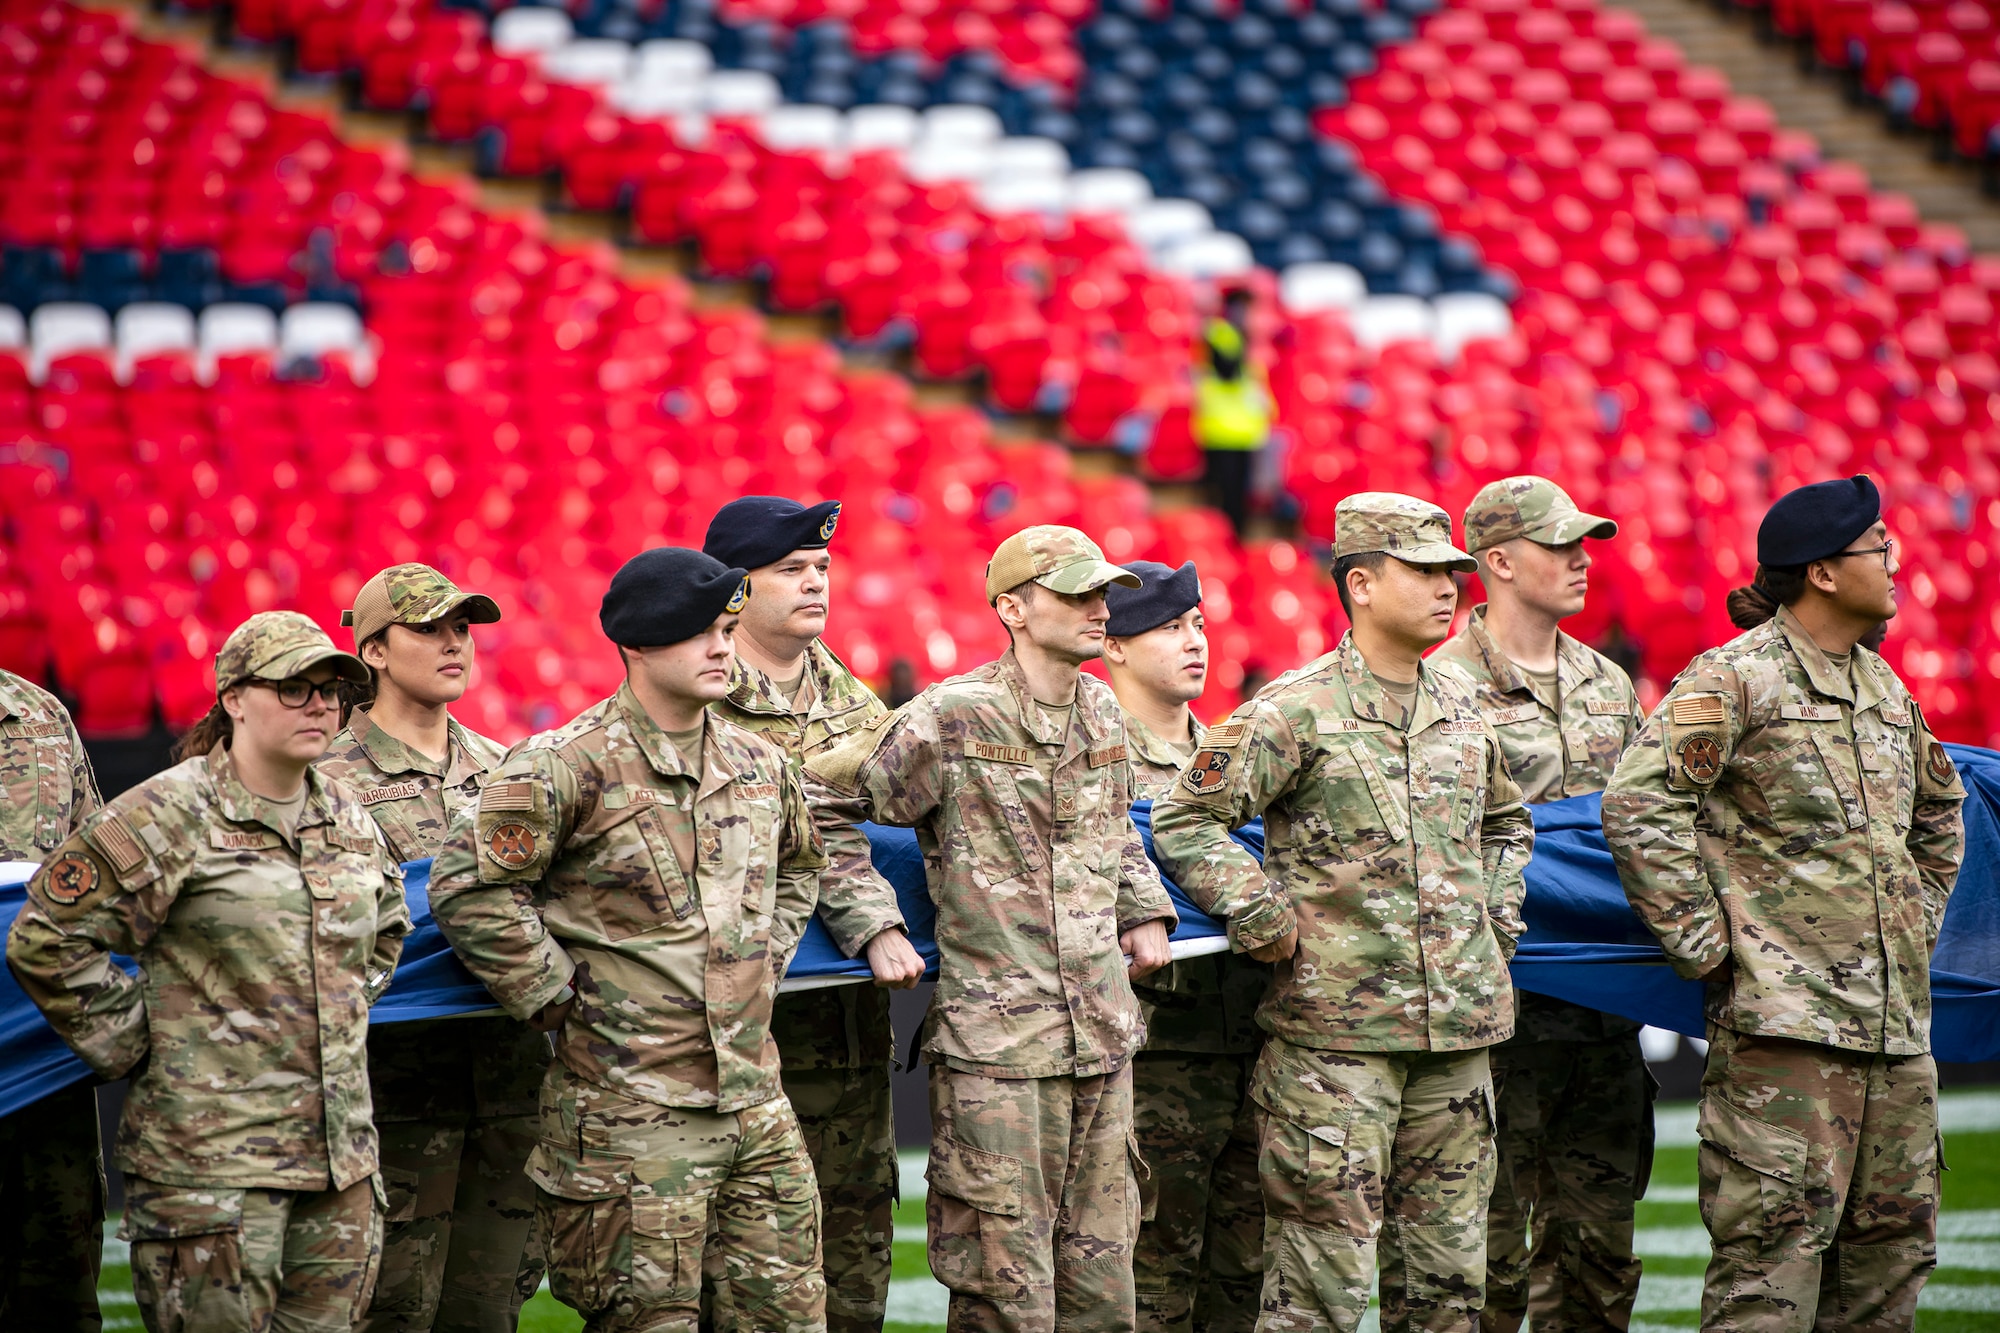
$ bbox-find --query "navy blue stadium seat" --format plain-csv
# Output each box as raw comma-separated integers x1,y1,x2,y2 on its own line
78,248,148,312
0,245,70,312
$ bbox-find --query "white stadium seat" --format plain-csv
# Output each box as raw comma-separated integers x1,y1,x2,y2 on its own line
1125,199,1213,256
28,302,112,381
0,305,24,350
490,6,573,55
843,105,920,153
1349,296,1437,350
1158,232,1256,281
703,70,781,117
1065,168,1151,217
1280,263,1369,316
1432,292,1515,361
114,302,197,379
541,38,634,86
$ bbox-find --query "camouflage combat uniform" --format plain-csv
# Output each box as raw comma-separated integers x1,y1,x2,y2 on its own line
1152,628,1535,1333
804,646,1177,1333
0,668,105,1333
1124,709,1268,1333
428,684,829,1333
318,707,552,1332
711,641,897,1333
8,734,410,1333
1431,606,1652,1333
1603,605,1965,1333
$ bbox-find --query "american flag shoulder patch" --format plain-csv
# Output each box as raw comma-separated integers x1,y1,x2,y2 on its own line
482,781,536,812
1203,722,1249,747
1670,694,1727,726
87,817,147,876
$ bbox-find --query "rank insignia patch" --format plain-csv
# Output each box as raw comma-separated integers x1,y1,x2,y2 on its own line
41,851,101,906
1676,733,1724,785
486,822,538,869
1182,749,1233,796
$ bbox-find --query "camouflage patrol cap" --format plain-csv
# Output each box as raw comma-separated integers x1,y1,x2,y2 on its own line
341,563,503,649
984,525,1143,605
1334,492,1478,573
1463,476,1618,554
215,611,369,695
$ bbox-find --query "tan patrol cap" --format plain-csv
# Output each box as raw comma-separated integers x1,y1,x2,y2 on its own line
984,525,1143,605
1462,476,1617,554
1334,492,1478,573
341,563,503,649
214,611,369,695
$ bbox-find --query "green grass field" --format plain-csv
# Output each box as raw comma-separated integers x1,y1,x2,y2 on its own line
94,1091,2000,1332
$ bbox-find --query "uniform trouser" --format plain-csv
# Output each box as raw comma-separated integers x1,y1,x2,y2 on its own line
1481,1032,1653,1333
926,1063,1142,1333
1696,1025,1940,1333
1202,449,1257,537
531,1065,827,1333
122,1174,384,1333
0,1081,105,1332
1131,1052,1265,1333
1251,1041,1497,1333
358,1110,543,1332
783,1065,896,1333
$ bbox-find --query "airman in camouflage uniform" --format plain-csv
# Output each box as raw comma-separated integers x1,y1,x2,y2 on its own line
318,564,550,1333
803,526,1176,1333
1102,561,1267,1333
706,496,898,1333
7,612,411,1332
1431,477,1651,1333
428,548,829,1333
1604,477,1964,1333
0,668,105,1333
1152,494,1535,1333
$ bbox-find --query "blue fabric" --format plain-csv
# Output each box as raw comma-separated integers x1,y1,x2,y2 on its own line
4,744,1997,1118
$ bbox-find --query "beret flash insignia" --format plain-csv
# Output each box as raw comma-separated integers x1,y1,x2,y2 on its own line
725,577,750,614
820,504,840,541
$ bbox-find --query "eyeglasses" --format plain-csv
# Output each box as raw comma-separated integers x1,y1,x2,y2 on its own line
1829,539,1895,570
248,677,344,708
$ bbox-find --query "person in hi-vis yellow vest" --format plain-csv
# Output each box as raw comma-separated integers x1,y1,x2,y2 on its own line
1194,289,1273,537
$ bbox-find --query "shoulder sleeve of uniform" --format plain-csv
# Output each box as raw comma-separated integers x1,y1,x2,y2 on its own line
805,696,909,794
1912,701,1967,800
1654,659,1746,793
467,745,576,884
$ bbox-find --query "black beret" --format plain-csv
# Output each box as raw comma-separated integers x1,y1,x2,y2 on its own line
703,496,842,572
600,548,750,648
1105,560,1203,637
1757,475,1882,568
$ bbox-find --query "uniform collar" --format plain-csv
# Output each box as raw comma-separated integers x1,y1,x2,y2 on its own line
616,681,742,799
994,647,1107,762
1121,706,1204,768
1775,605,1888,712
1335,632,1450,733
206,741,335,842
346,707,489,787
1462,605,1599,706
724,641,835,720
0,671,33,723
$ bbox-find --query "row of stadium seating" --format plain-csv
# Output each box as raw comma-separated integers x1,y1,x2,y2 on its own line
0,0,1339,739
1753,0,2000,163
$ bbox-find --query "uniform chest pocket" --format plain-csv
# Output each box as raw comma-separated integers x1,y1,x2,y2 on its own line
956,755,1045,887
580,804,699,940
1744,731,1864,853
1852,716,1915,832
1314,740,1399,846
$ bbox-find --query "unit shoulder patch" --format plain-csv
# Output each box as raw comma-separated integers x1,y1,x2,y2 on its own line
1927,742,1956,787
486,821,538,869
1675,732,1725,786
1670,694,1728,726
1180,749,1234,796
39,849,104,907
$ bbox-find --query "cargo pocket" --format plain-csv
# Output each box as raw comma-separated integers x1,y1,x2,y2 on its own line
1697,1094,1816,1260
528,1141,635,1317
120,1179,248,1333
926,1135,1030,1301
380,1165,421,1225
1257,1108,1356,1234
630,1192,709,1307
